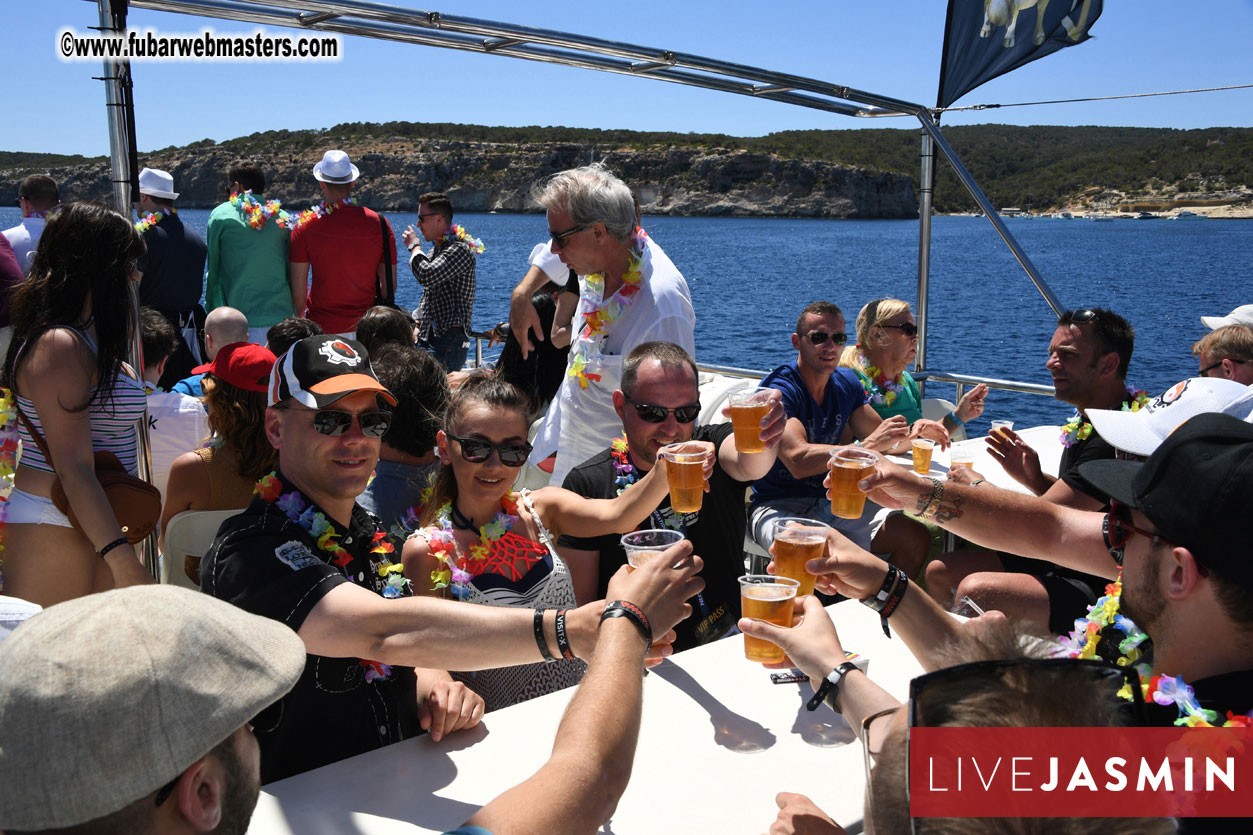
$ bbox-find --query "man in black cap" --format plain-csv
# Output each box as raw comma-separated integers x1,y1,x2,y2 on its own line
203,335,704,783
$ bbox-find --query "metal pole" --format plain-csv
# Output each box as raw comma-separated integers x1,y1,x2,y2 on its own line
99,0,159,578
915,109,1065,318
915,121,936,397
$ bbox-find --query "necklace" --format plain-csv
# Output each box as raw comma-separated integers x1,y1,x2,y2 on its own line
1059,388,1150,448
568,227,648,390
427,493,545,594
610,435,686,533
440,224,485,254
286,197,357,232
229,190,292,230
1058,570,1253,727
0,389,20,586
134,209,169,233
858,350,906,406
254,472,406,681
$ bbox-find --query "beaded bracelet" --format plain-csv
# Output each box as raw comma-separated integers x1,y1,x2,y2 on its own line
97,537,129,559
554,609,577,661
600,600,652,648
533,608,556,663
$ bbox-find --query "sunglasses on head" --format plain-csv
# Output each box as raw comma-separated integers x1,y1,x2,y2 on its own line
281,407,392,438
1070,308,1099,325
806,330,848,346
1102,499,1180,568
446,432,533,467
880,322,918,338
622,393,700,424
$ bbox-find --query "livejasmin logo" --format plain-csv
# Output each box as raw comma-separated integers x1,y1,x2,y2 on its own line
909,727,1253,818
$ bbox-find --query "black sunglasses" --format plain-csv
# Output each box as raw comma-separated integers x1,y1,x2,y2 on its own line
622,393,700,424
446,432,533,467
549,224,588,247
806,330,848,346
280,407,392,438
1103,499,1180,568
1200,357,1246,377
1070,308,1099,324
880,322,918,338
861,658,1145,832
418,212,443,220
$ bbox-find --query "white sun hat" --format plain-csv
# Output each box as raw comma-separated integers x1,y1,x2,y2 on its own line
312,149,360,184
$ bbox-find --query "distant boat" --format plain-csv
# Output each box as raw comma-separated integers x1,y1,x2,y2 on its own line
1170,210,1205,220
1085,214,1113,222
1055,211,1074,219
1135,211,1161,220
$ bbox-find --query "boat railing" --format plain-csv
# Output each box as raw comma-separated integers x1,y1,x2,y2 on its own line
913,371,1055,405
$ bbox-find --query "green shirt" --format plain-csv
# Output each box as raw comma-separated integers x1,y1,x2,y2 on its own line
205,199,291,328
853,366,924,425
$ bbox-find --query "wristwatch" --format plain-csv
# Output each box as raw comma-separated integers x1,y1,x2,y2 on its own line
806,661,860,712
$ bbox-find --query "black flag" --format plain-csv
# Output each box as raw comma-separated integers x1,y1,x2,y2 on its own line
937,0,1103,108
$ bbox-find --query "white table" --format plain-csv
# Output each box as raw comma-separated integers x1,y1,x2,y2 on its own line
895,425,1063,494
247,602,925,834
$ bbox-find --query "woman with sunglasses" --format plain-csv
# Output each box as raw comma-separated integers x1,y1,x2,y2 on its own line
840,298,986,440
159,343,279,556
402,374,706,711
2,202,154,605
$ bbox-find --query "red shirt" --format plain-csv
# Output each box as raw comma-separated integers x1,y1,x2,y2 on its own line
289,205,397,334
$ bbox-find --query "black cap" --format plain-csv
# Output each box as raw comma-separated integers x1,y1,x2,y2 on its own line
1080,413,1253,583
268,336,396,408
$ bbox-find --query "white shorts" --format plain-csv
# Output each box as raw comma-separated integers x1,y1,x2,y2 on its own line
5,487,73,528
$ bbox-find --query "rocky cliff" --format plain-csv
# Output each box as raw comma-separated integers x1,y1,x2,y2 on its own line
0,139,918,219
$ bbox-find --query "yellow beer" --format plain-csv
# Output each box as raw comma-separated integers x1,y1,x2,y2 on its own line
740,576,799,662
911,438,936,475
771,519,829,596
828,449,877,519
662,447,705,513
729,402,770,453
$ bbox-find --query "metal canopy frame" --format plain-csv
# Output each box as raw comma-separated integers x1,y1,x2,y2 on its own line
101,0,1067,365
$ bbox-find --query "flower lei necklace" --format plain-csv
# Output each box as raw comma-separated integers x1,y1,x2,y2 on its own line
441,224,486,254
610,436,685,532
1058,571,1253,727
255,472,406,682
426,493,521,594
858,349,905,407
1059,388,1150,448
0,389,20,589
285,197,357,232
134,208,171,233
230,190,293,230
568,227,648,390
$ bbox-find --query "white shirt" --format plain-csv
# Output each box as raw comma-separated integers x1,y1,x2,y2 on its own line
528,241,570,284
1,217,46,272
146,389,210,498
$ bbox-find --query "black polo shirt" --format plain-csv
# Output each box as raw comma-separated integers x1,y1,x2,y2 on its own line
558,423,745,652
201,470,414,783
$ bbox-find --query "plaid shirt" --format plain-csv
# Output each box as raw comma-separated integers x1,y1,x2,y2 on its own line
410,239,476,340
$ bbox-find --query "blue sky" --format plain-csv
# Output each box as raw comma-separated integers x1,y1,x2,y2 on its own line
5,1,1252,156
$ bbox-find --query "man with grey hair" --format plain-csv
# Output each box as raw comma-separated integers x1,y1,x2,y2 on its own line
0,585,305,834
513,164,696,486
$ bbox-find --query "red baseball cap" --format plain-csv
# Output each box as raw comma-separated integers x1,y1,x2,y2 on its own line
192,342,277,393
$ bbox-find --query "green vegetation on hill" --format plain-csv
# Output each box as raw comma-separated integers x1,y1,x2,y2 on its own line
0,151,106,169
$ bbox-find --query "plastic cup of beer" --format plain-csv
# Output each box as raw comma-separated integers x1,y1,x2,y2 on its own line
770,518,830,596
911,437,937,475
827,448,877,520
727,389,773,453
949,447,976,472
621,528,684,570
659,443,705,514
739,575,800,662
990,420,1014,440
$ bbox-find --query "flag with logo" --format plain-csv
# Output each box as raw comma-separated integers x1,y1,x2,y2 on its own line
937,0,1103,108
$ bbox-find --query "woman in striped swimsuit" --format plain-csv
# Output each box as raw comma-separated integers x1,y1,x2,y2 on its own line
3,202,154,605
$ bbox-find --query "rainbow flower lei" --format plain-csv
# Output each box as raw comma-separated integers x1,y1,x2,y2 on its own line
229,190,293,230
859,351,906,407
1058,570,1253,728
427,493,520,595
568,227,648,390
255,472,406,681
134,209,169,233
441,224,485,254
285,197,357,232
0,389,20,591
1059,388,1150,448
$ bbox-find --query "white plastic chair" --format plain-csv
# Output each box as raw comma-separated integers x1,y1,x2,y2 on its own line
921,397,965,442
160,508,240,590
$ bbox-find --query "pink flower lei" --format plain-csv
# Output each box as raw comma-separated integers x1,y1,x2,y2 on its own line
441,224,485,254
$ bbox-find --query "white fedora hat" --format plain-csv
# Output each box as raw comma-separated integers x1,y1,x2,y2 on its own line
137,167,179,200
312,149,360,184
1201,304,1253,331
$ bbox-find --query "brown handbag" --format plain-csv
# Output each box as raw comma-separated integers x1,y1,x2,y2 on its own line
15,405,161,544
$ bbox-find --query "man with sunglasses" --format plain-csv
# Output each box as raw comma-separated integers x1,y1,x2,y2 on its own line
558,341,784,651
748,301,932,576
402,192,477,372
1192,324,1253,385
203,335,707,782
926,307,1142,633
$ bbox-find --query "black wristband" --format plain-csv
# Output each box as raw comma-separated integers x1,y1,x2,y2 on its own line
533,608,556,663
806,661,860,712
600,600,652,648
860,565,902,614
97,537,129,559
554,609,576,661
